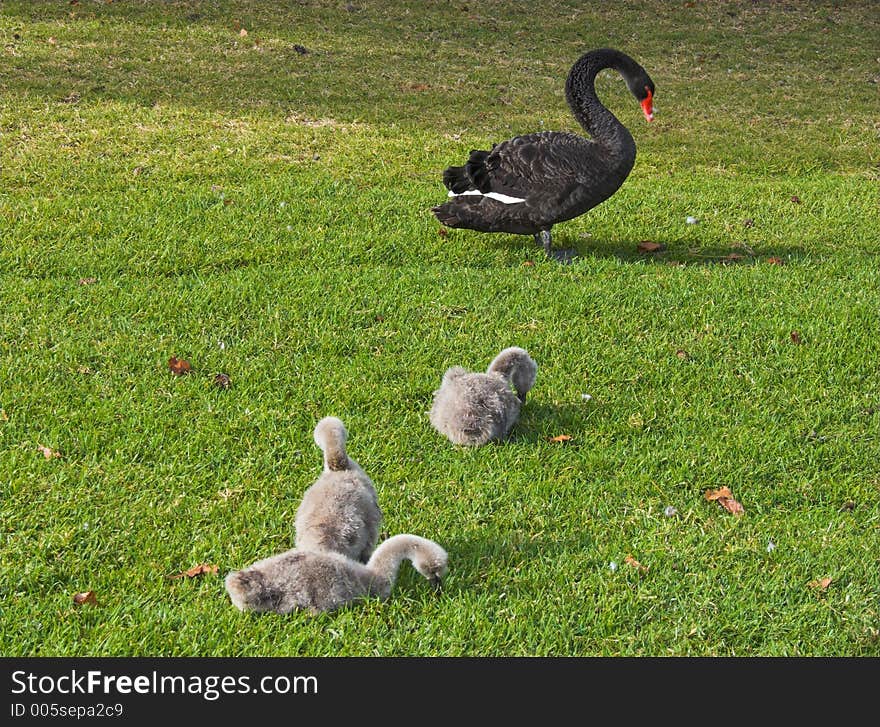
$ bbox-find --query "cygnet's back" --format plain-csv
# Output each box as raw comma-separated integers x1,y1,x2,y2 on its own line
294,417,382,563
429,347,537,446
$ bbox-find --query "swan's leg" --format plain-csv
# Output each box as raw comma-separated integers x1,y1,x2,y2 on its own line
540,228,577,264
540,229,553,255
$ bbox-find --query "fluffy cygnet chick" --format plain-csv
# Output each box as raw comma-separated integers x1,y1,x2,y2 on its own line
429,347,537,446
294,417,382,563
225,534,449,614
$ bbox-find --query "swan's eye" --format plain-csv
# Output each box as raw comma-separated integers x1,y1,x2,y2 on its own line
640,86,654,122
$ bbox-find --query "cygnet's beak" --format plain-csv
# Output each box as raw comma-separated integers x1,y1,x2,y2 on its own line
429,576,443,593
517,392,527,404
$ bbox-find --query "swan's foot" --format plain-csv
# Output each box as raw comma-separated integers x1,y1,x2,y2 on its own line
535,230,576,264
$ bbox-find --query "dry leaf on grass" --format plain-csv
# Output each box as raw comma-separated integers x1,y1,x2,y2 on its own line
213,373,232,389
624,555,648,572
766,257,784,265
168,356,192,375
38,445,60,460
78,277,97,285
637,241,664,253
704,486,744,515
675,349,690,360
167,564,219,580
548,434,572,443
790,331,803,345
808,577,832,590
73,590,98,606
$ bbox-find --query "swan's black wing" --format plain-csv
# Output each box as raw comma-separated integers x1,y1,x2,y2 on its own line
466,131,607,200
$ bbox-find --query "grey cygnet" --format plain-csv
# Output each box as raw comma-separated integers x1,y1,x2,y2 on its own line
225,534,449,614
429,347,537,446
294,416,382,563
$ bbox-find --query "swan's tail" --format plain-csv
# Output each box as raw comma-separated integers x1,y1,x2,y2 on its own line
313,416,351,472
488,347,538,402
442,164,474,194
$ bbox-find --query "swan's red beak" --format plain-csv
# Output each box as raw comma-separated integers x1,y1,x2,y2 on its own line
641,86,654,122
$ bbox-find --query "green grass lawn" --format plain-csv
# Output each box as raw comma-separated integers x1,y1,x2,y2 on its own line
1,0,878,656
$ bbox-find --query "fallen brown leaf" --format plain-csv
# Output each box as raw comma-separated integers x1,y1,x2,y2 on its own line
47,37,57,46
167,563,219,580
790,331,803,345
808,577,832,590
704,486,733,501
790,195,802,204
624,555,648,572
637,241,664,253
766,256,784,265
78,277,97,285
548,434,572,443
38,444,60,460
168,356,192,375
743,218,754,227
437,227,448,237
239,28,248,36
522,260,535,267
213,373,232,389
675,349,689,360
73,590,98,606
704,486,744,515
718,496,744,515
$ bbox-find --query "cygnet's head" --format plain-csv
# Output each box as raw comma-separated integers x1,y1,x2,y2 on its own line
313,416,357,472
487,347,538,402
314,416,347,449
411,541,449,591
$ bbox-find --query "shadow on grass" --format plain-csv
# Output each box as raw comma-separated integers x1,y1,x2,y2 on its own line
509,402,598,446
488,232,813,267
1,1,535,127
418,531,596,597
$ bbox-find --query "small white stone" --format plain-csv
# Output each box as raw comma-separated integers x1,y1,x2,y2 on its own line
286,225,292,231
664,505,677,517
581,393,592,401
279,201,286,208
767,540,776,552
218,341,226,350
609,561,618,572
686,216,699,225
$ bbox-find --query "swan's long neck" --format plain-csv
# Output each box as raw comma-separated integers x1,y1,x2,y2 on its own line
565,49,637,160
365,534,422,592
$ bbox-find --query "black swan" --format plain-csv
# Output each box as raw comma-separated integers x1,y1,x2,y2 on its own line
432,48,655,262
